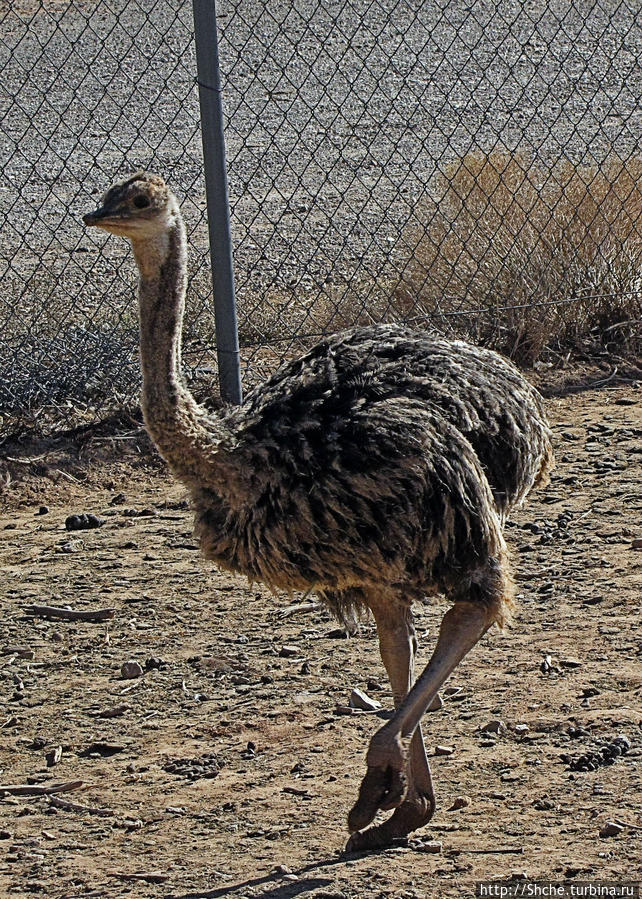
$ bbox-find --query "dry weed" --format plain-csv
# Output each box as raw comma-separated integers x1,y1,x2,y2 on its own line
395,152,642,364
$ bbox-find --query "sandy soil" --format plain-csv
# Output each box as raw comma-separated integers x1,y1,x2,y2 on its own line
1,381,641,899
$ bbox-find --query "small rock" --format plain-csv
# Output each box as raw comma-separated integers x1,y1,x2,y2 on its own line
65,513,105,531
96,703,130,719
414,839,442,853
120,660,143,679
514,724,530,734
481,719,506,735
560,658,582,669
57,539,83,554
349,688,381,711
0,830,12,839
79,741,126,758
326,628,349,639
45,746,62,767
540,655,561,674
37,506,49,515
448,795,471,811
434,744,454,756
279,645,300,658
144,657,166,671
272,865,292,876
632,538,642,551
599,821,624,838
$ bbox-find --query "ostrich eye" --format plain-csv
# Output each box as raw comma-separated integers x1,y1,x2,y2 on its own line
133,194,150,209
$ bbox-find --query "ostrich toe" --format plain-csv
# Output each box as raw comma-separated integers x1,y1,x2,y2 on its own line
347,763,408,834
345,793,435,852
347,730,408,832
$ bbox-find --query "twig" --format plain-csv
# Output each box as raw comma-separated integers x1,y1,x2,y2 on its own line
48,795,113,816
457,847,524,855
0,779,84,796
590,366,618,387
1,716,19,729
55,469,81,483
614,817,642,832
276,600,321,619
2,646,35,658
23,604,115,622
107,872,169,884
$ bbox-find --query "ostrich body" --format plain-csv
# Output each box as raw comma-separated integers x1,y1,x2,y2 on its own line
84,173,554,851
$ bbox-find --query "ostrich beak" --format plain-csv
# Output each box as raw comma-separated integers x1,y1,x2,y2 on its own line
83,206,110,227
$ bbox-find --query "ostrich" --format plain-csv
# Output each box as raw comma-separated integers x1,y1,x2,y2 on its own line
84,172,554,851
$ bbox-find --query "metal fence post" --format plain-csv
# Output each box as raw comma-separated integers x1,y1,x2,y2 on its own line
192,0,243,405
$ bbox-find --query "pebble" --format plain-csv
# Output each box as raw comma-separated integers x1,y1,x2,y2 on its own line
65,513,104,531
434,744,454,755
279,645,300,658
272,865,292,876
632,538,642,550
599,821,624,838
448,795,471,811
96,703,130,719
144,656,166,671
414,840,442,853
45,746,62,767
481,719,506,735
514,724,530,734
120,660,143,679
57,539,83,554
540,655,561,674
349,688,381,711
37,506,49,515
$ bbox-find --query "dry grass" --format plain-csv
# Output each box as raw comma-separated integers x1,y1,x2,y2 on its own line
394,152,642,364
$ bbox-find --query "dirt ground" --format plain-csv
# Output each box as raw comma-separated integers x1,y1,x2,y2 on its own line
1,379,641,899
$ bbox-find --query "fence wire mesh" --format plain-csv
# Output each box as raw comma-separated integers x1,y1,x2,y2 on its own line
1,0,640,435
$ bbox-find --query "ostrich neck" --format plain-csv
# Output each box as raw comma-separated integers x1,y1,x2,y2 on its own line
131,218,233,495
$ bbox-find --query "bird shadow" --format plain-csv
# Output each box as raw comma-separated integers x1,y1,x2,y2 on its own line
166,852,361,899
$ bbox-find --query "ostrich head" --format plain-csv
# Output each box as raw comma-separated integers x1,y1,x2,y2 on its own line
83,172,178,239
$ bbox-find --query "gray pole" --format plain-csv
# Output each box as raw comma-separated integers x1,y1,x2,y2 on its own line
192,0,243,405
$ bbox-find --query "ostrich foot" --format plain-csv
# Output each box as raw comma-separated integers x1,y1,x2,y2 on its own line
347,731,407,833
345,793,435,852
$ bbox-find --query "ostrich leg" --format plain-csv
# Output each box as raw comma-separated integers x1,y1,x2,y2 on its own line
346,601,437,850
348,598,496,836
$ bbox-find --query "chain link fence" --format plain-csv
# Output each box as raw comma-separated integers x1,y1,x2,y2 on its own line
1,0,640,436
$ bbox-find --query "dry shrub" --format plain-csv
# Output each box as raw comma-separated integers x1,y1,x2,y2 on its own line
395,152,642,364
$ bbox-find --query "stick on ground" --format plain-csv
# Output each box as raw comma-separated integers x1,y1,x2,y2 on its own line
0,780,84,797
23,604,115,622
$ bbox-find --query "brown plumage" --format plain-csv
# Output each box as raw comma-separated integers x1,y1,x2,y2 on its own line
84,173,553,851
